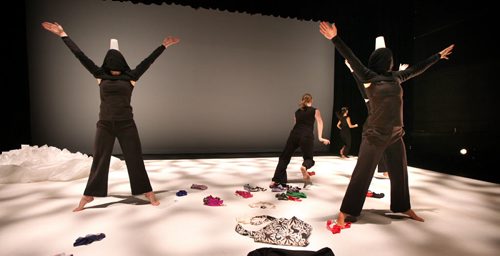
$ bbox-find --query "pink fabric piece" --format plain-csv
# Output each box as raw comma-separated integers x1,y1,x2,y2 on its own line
203,195,224,206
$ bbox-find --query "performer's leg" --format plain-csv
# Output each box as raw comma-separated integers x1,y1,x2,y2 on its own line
272,134,299,185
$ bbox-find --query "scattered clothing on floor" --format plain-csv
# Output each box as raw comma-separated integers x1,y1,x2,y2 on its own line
271,184,288,192
287,186,302,193
275,193,288,200
244,183,267,192
366,190,384,198
275,192,303,201
270,183,302,193
236,190,253,198
203,195,224,206
176,190,187,196
286,191,307,198
247,246,335,256
287,195,302,202
249,201,276,209
235,215,312,247
191,184,208,190
73,233,106,247
326,219,351,234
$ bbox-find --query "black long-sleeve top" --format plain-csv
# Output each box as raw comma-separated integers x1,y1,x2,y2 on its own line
331,36,440,129
61,36,166,120
351,72,368,100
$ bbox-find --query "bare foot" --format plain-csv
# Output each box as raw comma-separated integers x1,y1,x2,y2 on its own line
403,209,424,222
145,191,160,206
73,195,94,212
336,211,347,227
300,166,312,187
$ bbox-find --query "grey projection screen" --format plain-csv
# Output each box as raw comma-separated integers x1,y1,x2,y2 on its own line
26,0,334,155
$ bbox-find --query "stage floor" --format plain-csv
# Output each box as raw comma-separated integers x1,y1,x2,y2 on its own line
1,156,499,256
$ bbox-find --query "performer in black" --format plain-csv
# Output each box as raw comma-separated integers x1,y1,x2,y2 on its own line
336,106,358,158
320,21,454,226
42,22,180,211
270,93,330,188
345,60,409,178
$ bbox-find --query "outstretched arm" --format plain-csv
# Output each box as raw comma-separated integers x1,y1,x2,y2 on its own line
129,36,180,81
41,22,101,77
315,109,331,145
319,22,374,82
396,44,454,83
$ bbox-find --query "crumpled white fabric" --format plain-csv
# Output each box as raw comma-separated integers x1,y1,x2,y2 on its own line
0,144,124,183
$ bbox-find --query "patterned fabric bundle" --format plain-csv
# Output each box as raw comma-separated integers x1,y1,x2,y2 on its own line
235,215,312,247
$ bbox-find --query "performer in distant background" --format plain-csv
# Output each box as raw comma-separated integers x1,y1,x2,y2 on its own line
336,106,358,158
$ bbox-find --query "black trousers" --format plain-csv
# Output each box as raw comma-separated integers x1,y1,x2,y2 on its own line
340,127,411,215
272,132,315,184
364,103,389,173
377,152,389,173
84,119,153,197
339,128,352,155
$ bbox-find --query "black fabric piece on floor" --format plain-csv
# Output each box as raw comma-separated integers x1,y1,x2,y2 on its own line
248,247,334,256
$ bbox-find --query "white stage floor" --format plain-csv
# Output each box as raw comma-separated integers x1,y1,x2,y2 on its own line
1,156,499,256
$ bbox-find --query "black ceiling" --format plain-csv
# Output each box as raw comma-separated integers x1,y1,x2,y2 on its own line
109,0,387,23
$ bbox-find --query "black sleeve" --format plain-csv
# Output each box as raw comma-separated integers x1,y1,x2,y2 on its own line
127,45,166,81
61,36,104,77
395,54,440,83
351,72,368,99
331,36,376,82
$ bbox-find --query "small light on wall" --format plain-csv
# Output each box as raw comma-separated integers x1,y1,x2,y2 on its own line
460,148,467,155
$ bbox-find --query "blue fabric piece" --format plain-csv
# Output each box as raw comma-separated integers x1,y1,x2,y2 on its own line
73,233,106,247
176,190,188,196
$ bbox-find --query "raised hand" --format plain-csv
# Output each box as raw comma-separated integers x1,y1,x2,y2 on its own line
439,44,455,60
399,63,409,71
163,36,180,48
41,22,66,37
319,21,337,40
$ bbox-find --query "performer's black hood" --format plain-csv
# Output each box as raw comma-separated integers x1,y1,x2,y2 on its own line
368,48,393,74
101,49,130,73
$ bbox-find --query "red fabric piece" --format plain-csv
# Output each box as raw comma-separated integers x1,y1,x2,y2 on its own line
235,190,253,198
326,219,351,234
287,195,302,202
